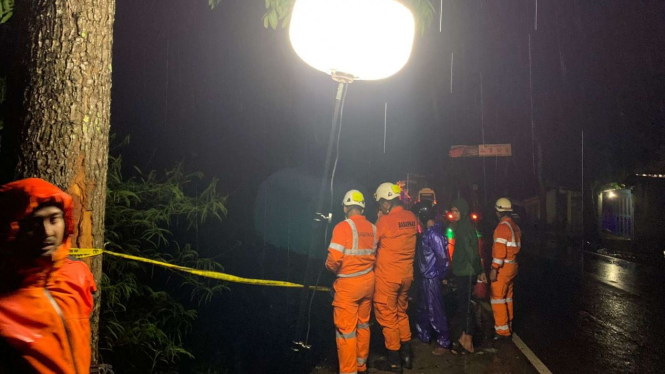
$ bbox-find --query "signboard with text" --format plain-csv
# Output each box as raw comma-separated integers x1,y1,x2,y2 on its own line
479,144,512,157
450,144,511,158
449,145,479,158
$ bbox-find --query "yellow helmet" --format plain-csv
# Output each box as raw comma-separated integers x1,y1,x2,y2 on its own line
495,198,512,212
342,190,365,209
374,182,401,202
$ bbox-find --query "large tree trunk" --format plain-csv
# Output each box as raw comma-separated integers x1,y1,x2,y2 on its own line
8,0,115,365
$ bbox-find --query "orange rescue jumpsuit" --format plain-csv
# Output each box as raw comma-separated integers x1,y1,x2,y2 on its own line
373,206,418,351
326,215,377,374
490,217,521,336
0,178,97,373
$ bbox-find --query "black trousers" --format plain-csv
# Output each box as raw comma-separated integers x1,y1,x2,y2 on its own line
455,275,477,337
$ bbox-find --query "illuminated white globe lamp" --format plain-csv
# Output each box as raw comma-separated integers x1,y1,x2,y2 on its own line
289,0,416,83
289,3,415,348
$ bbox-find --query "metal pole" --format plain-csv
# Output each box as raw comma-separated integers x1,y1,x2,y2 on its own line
293,79,349,349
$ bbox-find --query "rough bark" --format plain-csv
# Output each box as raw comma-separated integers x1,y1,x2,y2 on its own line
10,0,115,365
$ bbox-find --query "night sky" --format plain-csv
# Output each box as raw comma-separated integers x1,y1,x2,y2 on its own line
1,1,664,372
110,0,664,221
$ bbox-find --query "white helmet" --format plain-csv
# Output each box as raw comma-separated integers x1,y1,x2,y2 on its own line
342,190,365,209
495,198,512,212
374,182,401,202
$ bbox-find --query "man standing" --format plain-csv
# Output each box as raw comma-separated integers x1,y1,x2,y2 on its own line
490,198,521,340
326,190,377,374
373,182,418,373
412,202,451,355
0,178,97,373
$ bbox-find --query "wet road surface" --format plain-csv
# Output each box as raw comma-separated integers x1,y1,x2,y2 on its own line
515,248,665,373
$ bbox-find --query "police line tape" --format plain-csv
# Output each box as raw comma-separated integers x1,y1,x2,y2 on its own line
69,248,331,292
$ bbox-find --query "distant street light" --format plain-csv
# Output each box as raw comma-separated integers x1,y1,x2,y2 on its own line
607,191,617,199
288,0,415,351
289,0,415,82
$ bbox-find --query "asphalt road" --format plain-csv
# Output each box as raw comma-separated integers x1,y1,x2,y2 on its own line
514,248,665,373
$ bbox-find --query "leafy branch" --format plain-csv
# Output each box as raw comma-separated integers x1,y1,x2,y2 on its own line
0,0,13,24
101,138,229,373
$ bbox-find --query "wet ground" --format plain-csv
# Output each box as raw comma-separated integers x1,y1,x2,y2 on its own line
311,308,539,374
182,231,665,373
516,245,665,374
311,280,540,374
311,335,538,374
310,239,665,374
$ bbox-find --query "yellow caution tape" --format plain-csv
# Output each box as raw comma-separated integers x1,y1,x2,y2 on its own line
70,248,331,292
69,248,104,258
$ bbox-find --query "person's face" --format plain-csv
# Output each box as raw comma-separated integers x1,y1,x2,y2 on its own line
379,200,391,215
17,205,66,259
451,207,461,222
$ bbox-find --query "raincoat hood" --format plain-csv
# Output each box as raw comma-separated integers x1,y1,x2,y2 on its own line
451,198,469,218
0,178,74,267
0,180,95,374
450,198,482,277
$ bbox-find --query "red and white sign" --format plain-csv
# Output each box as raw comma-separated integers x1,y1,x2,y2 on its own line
479,144,512,157
449,145,479,158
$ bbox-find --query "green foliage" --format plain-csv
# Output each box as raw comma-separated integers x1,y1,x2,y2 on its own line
261,0,436,34
101,139,229,373
0,0,14,24
208,0,222,10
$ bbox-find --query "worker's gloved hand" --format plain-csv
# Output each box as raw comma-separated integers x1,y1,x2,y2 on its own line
478,272,488,283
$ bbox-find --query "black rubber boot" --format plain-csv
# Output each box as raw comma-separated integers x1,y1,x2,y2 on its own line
400,342,413,369
387,349,403,374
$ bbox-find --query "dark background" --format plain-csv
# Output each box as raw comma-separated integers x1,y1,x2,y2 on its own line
2,0,664,372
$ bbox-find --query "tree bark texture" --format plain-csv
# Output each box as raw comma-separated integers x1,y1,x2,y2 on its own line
11,0,115,365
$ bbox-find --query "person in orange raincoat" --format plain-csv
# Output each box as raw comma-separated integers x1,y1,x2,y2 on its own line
0,178,97,374
326,190,377,374
373,183,418,373
490,198,521,340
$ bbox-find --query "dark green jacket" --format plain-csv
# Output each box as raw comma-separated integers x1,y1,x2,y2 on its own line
450,198,482,277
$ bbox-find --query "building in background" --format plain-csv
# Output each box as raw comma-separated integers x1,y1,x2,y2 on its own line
523,187,583,234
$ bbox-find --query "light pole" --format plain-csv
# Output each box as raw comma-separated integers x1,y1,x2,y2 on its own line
288,0,416,351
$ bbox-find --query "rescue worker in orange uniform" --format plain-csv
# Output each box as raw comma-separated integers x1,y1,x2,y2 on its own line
373,182,418,373
326,190,377,374
0,178,97,373
490,198,521,340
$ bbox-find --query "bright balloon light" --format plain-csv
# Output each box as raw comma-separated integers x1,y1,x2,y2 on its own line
289,0,416,81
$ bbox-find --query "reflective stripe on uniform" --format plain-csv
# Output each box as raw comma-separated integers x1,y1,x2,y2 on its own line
372,224,377,250
357,322,370,330
336,330,357,340
494,238,508,245
337,267,373,278
504,259,517,264
495,324,510,331
506,298,513,303
500,221,521,248
329,242,345,252
341,371,357,374
344,249,376,256
491,298,506,304
346,219,359,251
492,258,504,265
336,219,375,277
357,357,367,365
